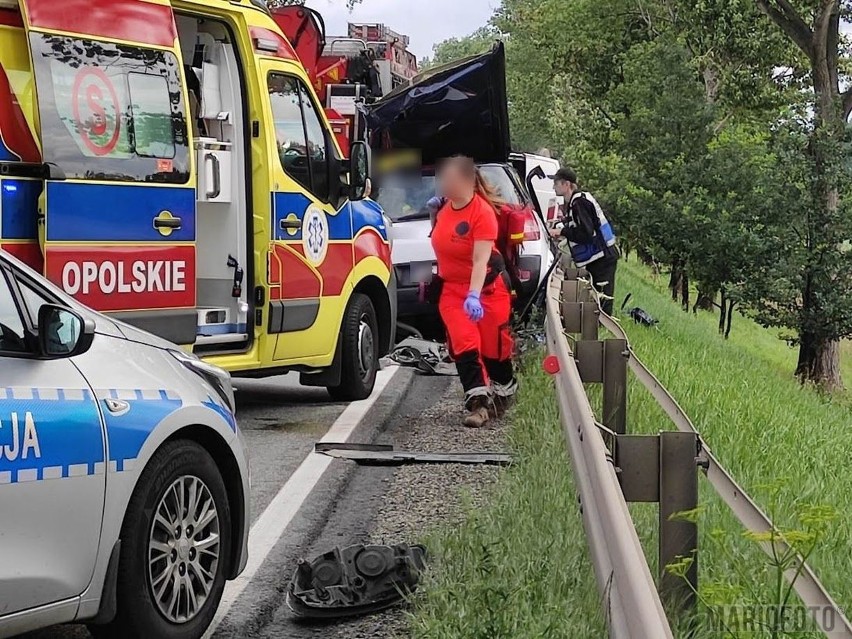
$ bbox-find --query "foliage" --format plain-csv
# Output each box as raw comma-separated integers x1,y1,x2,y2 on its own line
667,495,837,638
421,27,500,69
428,0,852,387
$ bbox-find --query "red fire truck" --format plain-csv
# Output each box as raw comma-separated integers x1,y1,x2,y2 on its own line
270,6,418,155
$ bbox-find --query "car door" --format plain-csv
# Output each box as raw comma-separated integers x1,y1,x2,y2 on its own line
0,261,106,615
262,62,352,362
18,0,199,345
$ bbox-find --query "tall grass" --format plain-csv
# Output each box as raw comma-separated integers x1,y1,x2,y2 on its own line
612,259,851,634
410,260,849,638
409,357,606,639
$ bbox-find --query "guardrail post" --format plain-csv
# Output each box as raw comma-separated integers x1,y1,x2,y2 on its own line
616,432,699,614
603,339,628,434
659,431,699,611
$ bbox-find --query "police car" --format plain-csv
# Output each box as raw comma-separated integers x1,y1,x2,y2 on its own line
0,249,249,639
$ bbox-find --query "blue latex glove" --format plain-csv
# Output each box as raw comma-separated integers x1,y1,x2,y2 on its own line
464,290,484,322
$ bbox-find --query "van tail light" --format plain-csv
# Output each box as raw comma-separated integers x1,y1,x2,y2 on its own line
523,208,541,241
506,207,527,246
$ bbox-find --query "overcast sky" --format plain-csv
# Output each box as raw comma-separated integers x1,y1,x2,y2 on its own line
304,0,497,61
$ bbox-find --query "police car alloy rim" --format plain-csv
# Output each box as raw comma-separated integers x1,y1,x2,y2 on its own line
357,314,376,380
148,475,221,624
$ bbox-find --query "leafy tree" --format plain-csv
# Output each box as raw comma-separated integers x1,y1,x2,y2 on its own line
747,0,852,389
422,27,499,69
428,0,852,388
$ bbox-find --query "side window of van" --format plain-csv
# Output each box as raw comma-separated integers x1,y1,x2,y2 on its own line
28,33,189,184
268,73,333,203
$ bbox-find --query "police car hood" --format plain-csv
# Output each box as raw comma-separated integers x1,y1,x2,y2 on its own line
108,318,182,350
366,42,511,165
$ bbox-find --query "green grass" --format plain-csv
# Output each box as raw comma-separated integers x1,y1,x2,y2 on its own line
409,260,850,638
408,356,606,639
609,259,852,636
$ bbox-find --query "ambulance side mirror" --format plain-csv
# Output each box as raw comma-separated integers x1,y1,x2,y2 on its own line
349,141,370,201
37,305,95,359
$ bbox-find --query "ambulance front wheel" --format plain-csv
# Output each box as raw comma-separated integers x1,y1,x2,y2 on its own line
328,293,379,401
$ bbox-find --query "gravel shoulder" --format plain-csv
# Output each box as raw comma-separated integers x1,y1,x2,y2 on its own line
265,374,509,639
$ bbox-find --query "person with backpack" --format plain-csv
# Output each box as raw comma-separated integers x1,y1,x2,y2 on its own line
549,167,619,315
430,156,518,428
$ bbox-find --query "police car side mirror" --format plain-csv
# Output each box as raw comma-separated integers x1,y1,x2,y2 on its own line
37,305,95,359
349,141,371,201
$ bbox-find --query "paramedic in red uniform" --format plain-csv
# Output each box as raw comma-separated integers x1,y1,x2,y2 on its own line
431,156,517,428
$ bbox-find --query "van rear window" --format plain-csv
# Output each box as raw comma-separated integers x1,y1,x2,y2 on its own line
28,33,189,183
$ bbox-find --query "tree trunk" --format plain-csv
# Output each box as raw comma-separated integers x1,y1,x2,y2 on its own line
755,0,845,389
680,271,689,311
694,290,715,313
638,246,654,266
796,333,842,391
669,262,682,302
725,300,735,339
718,288,727,335
797,49,844,390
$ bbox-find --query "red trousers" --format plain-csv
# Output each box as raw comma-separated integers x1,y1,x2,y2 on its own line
439,277,514,394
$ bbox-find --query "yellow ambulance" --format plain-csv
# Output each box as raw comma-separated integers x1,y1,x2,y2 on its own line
0,0,396,399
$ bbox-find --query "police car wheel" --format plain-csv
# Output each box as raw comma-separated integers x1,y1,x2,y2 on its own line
328,293,379,401
89,440,232,639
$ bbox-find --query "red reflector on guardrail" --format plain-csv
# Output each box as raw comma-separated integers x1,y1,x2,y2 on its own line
542,355,560,375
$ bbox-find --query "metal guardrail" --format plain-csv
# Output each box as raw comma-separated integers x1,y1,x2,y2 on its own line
545,266,852,639
545,272,674,638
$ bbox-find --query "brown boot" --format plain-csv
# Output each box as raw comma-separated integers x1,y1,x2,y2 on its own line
491,393,515,419
463,395,491,428
490,379,518,419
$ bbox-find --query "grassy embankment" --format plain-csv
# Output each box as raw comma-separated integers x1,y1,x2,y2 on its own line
410,258,850,638
610,259,851,637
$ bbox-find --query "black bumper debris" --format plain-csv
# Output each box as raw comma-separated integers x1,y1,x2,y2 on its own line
287,544,428,619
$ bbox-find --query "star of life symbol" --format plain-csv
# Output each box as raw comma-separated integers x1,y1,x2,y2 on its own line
302,205,329,266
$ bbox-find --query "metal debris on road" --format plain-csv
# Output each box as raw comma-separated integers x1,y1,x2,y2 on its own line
315,442,513,466
287,543,428,619
384,337,457,375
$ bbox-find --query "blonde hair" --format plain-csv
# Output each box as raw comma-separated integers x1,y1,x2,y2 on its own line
474,168,505,214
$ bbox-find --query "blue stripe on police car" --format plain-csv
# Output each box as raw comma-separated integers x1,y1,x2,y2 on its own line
0,388,190,483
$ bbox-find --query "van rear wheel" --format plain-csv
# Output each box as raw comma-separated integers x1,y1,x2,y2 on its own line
328,293,379,401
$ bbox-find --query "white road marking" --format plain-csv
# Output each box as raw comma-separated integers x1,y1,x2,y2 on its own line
205,366,400,637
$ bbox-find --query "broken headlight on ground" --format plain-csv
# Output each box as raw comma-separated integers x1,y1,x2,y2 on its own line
287,543,427,619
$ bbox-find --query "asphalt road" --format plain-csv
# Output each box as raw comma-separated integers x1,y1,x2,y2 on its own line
17,367,433,639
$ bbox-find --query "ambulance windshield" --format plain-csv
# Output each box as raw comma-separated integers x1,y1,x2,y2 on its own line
28,34,189,183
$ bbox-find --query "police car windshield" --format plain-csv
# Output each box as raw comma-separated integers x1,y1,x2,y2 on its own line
376,165,521,222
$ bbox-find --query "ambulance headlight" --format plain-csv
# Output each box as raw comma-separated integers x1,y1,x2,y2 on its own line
170,350,236,414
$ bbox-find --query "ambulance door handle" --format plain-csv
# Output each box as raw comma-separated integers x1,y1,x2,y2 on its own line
205,153,221,199
154,217,182,229
280,218,301,231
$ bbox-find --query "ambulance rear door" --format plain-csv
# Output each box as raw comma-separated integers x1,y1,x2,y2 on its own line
19,0,198,345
